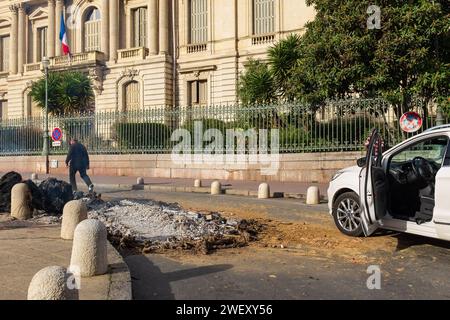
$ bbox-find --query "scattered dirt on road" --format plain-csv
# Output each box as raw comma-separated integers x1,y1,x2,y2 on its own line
184,205,399,264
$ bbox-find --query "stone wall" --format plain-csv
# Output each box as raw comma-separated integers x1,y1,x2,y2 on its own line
0,151,364,183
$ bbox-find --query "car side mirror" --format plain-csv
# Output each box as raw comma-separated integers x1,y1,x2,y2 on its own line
357,157,367,168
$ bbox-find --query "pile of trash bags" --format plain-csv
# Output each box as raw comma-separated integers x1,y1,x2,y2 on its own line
0,172,23,212
0,172,73,215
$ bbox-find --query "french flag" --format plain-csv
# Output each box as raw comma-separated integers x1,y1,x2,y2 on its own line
59,12,70,55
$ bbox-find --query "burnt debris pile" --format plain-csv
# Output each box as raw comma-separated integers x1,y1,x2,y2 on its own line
0,172,73,215
39,178,73,214
88,199,263,254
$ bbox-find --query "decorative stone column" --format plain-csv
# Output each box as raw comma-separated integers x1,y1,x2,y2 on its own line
9,5,18,74
148,0,159,55
55,0,63,56
101,0,110,59
159,0,169,54
17,4,26,74
48,0,56,58
109,0,119,61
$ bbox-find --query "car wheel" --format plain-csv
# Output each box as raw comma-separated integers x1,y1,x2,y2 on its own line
332,192,364,237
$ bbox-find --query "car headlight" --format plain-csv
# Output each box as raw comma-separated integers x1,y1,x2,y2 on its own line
331,171,344,181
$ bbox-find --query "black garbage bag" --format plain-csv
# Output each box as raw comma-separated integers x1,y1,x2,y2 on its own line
0,172,23,213
23,180,44,211
39,178,74,215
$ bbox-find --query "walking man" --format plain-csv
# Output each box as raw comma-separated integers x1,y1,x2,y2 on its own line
65,138,94,193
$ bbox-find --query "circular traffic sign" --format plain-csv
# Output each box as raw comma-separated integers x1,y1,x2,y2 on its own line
52,127,63,142
400,112,423,133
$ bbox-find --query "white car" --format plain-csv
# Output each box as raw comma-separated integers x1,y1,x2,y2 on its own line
328,125,450,241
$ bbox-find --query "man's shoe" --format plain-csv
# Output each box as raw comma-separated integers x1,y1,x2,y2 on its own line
88,184,94,193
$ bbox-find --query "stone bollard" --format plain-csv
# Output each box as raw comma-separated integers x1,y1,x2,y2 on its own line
258,183,270,199
11,183,32,220
194,179,202,188
61,200,88,240
31,173,38,180
211,181,222,195
136,177,145,185
27,266,79,300
306,186,320,205
70,219,108,277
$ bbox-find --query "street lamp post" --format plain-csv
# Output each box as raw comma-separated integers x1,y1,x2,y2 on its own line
42,57,50,174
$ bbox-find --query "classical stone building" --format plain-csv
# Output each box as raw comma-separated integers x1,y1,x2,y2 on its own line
0,0,315,120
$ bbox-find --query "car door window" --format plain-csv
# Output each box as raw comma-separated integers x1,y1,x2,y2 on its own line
391,137,449,167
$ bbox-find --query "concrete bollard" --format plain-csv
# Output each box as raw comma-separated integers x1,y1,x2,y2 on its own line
70,219,108,277
136,177,145,185
258,183,270,199
31,173,38,180
27,266,78,300
11,183,32,220
61,200,88,240
211,181,222,195
306,186,320,205
194,179,202,188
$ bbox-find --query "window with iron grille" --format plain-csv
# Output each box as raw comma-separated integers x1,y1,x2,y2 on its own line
133,7,148,48
0,36,9,72
189,0,208,44
253,0,275,35
124,81,140,111
84,8,101,52
188,80,208,106
38,27,47,62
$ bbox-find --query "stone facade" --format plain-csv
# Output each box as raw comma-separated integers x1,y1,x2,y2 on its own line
0,0,315,119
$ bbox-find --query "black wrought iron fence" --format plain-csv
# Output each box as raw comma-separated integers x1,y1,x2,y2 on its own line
0,98,447,156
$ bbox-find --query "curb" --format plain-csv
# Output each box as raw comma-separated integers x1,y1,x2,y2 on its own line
106,242,132,300
32,179,328,201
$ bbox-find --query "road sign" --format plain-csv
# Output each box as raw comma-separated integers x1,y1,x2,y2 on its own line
400,112,423,133
52,141,62,147
52,127,63,142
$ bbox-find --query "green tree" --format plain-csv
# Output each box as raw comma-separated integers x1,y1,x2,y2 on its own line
239,0,450,115
267,34,302,101
238,59,276,105
30,71,94,116
294,0,450,115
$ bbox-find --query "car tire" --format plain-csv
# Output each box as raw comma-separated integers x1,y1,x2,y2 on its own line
332,192,364,237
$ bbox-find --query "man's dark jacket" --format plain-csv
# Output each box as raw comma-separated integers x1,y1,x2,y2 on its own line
66,142,90,169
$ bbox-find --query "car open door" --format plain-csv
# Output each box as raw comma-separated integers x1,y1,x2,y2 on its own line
359,129,388,236
434,163,450,241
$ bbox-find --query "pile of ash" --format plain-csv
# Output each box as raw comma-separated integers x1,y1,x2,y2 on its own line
87,199,263,254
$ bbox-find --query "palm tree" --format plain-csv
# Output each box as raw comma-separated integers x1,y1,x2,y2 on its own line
238,59,276,105
267,33,302,101
30,71,94,116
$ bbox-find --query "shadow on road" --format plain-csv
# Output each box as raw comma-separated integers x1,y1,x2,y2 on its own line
125,254,233,300
393,232,450,251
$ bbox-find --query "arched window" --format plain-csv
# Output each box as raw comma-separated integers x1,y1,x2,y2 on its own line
84,8,101,52
27,94,42,118
124,81,140,111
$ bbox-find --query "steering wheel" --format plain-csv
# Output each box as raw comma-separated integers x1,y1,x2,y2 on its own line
411,157,435,183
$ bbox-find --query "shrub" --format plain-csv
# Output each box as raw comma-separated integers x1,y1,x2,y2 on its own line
113,122,172,151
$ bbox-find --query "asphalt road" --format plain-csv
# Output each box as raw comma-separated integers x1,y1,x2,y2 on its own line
101,190,450,300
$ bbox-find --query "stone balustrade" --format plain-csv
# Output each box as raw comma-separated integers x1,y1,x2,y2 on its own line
117,47,149,62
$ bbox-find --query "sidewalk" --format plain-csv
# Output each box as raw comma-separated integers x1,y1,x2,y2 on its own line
6,172,329,200
0,215,131,300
